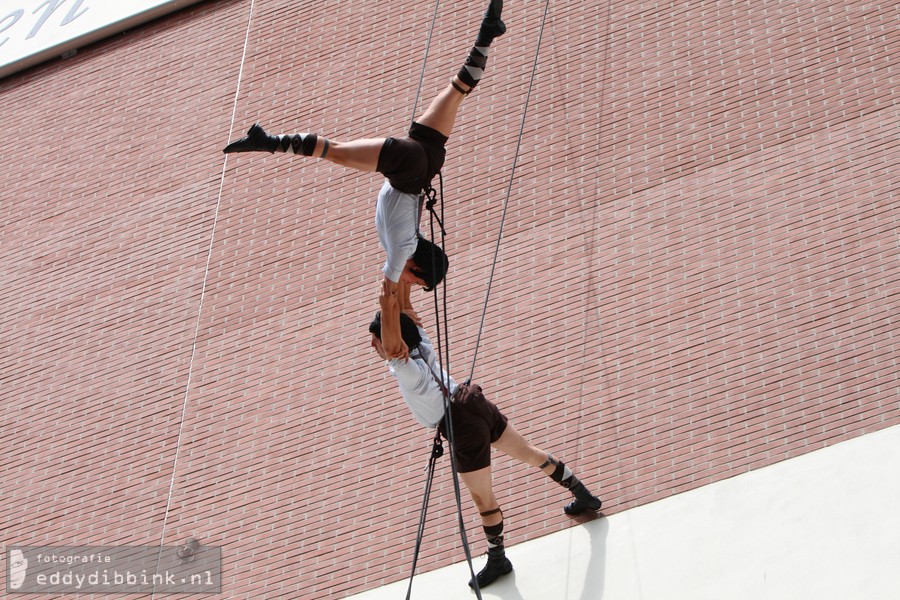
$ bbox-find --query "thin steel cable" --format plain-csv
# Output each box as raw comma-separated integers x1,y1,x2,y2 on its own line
572,0,615,479
403,2,482,598
409,0,443,124
467,0,552,383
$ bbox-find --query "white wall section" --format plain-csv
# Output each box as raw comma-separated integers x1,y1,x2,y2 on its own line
349,425,900,600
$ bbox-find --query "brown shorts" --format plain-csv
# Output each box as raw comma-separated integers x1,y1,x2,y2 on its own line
438,383,509,473
376,122,448,195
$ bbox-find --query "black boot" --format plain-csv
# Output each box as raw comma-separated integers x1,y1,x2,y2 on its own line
455,0,507,92
476,0,507,46
223,123,277,153
564,481,602,515
469,546,513,589
223,123,319,156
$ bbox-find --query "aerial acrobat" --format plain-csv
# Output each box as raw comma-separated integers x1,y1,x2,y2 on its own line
371,279,602,589
224,0,509,359
224,0,604,590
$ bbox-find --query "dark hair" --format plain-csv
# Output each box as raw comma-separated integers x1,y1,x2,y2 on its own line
368,311,423,350
410,236,449,292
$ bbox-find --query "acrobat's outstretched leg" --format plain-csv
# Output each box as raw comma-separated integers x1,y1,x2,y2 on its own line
415,0,506,137
222,122,385,172
223,0,506,165
491,424,603,516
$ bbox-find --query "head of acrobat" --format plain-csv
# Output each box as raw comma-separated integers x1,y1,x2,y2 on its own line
399,235,449,292
368,311,423,361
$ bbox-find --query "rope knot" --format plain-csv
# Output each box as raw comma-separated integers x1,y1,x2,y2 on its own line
424,185,438,211
423,180,447,236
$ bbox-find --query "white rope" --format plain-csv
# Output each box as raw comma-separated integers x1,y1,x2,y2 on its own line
156,0,257,558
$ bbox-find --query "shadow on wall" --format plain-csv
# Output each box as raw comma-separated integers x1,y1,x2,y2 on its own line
472,514,609,600
579,515,609,600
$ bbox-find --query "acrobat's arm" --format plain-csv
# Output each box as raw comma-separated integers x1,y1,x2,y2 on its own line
379,279,409,361
397,280,423,328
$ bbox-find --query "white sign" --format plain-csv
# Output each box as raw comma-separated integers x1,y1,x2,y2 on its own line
0,0,207,80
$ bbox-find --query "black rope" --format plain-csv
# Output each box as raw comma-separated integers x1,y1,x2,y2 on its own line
430,175,484,600
402,3,446,595
423,184,446,237
402,0,480,590
403,430,444,600
403,0,556,593
405,175,483,600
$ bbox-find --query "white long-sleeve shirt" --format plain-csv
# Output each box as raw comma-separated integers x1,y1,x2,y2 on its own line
375,181,419,282
386,326,458,428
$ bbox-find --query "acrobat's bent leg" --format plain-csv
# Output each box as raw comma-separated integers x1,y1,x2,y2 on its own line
414,0,507,137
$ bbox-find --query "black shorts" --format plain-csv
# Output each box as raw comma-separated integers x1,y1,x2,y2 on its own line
376,122,448,195
438,383,509,473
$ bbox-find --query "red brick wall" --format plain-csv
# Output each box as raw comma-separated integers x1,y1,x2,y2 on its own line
2,0,898,598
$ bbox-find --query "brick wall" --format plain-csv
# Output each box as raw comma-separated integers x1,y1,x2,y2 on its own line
1,0,898,598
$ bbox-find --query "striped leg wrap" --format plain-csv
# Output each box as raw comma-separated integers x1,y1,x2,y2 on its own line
275,133,319,156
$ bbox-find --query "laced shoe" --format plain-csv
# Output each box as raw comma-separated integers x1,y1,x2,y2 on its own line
469,548,513,589
564,482,602,515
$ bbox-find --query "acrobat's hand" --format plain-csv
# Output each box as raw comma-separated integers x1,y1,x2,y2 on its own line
223,123,277,153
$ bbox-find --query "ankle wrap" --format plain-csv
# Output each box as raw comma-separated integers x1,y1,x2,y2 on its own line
451,79,471,95
539,453,556,470
458,47,489,89
276,133,318,156
483,521,504,548
550,461,575,487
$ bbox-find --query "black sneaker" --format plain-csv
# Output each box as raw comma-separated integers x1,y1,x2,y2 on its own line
564,494,602,516
469,554,513,589
223,123,277,154
484,0,504,22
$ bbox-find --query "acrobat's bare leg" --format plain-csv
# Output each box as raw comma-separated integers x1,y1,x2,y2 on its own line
459,466,514,589
319,138,384,172
223,2,506,165
415,0,507,137
492,424,603,516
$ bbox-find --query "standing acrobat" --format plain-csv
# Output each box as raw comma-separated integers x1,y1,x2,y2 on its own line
370,280,603,589
224,1,508,360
